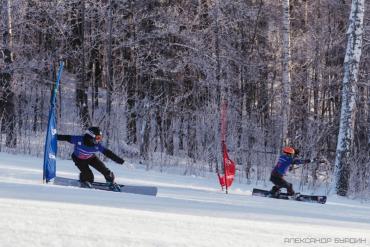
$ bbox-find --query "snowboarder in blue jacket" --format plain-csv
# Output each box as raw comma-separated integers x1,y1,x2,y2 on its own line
270,147,311,196
57,126,124,191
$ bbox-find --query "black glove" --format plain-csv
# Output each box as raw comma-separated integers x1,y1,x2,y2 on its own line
117,157,125,164
304,159,311,163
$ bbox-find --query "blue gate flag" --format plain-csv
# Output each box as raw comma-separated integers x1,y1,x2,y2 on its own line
43,62,64,183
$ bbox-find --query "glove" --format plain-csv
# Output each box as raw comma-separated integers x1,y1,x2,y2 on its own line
116,157,125,164
304,159,311,163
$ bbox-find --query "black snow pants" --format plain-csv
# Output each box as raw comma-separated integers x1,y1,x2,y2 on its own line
72,154,115,183
270,171,294,195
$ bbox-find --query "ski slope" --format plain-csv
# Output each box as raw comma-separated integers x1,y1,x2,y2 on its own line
0,152,369,247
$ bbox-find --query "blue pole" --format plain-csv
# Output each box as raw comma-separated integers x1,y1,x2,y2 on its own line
43,61,64,183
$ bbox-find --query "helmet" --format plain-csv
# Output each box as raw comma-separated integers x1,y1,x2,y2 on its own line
282,146,295,155
85,126,102,144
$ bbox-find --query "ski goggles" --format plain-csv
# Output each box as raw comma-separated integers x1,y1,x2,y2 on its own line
86,130,103,142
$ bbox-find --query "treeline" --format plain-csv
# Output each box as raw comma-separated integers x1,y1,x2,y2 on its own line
1,0,369,196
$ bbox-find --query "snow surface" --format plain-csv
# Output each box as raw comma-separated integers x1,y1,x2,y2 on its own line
0,152,370,247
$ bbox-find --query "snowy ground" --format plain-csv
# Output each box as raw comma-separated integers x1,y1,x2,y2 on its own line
0,152,369,247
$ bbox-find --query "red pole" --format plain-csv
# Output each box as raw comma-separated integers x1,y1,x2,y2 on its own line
220,100,228,194
222,141,229,194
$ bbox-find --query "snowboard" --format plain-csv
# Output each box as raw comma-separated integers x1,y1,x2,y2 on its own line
252,188,327,204
53,176,158,196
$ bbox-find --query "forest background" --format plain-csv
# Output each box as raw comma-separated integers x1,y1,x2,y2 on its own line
1,0,369,196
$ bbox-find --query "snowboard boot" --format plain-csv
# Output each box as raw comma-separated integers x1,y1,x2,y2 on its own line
80,181,93,188
107,182,121,192
292,192,301,200
270,186,280,198
287,184,295,196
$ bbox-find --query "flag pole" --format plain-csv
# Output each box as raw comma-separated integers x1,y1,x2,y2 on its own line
221,100,228,194
43,61,64,183
222,141,229,194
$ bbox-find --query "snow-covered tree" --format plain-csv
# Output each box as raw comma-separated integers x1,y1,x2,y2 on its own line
1,0,370,195
334,0,365,196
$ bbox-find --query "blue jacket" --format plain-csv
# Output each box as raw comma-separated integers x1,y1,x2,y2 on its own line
57,135,124,164
272,154,305,176
68,135,105,159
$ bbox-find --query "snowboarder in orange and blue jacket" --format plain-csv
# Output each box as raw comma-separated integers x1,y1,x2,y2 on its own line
270,147,311,196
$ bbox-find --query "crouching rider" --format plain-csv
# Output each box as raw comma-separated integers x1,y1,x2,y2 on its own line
57,126,124,191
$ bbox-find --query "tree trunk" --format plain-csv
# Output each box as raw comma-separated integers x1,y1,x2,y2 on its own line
334,0,365,196
126,0,137,145
140,108,151,160
1,0,16,148
187,114,197,160
281,0,291,146
89,6,102,118
179,112,184,150
74,0,91,128
105,0,114,147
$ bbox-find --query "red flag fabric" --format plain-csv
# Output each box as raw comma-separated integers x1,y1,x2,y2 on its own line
218,142,236,188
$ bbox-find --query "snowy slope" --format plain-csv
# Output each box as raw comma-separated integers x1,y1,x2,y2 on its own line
0,152,369,247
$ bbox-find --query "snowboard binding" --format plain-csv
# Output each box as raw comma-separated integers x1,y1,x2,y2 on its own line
80,181,93,188
108,182,121,192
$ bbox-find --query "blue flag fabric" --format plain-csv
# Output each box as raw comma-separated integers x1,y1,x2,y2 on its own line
43,62,64,182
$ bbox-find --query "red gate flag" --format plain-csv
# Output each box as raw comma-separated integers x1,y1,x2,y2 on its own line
218,141,236,188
